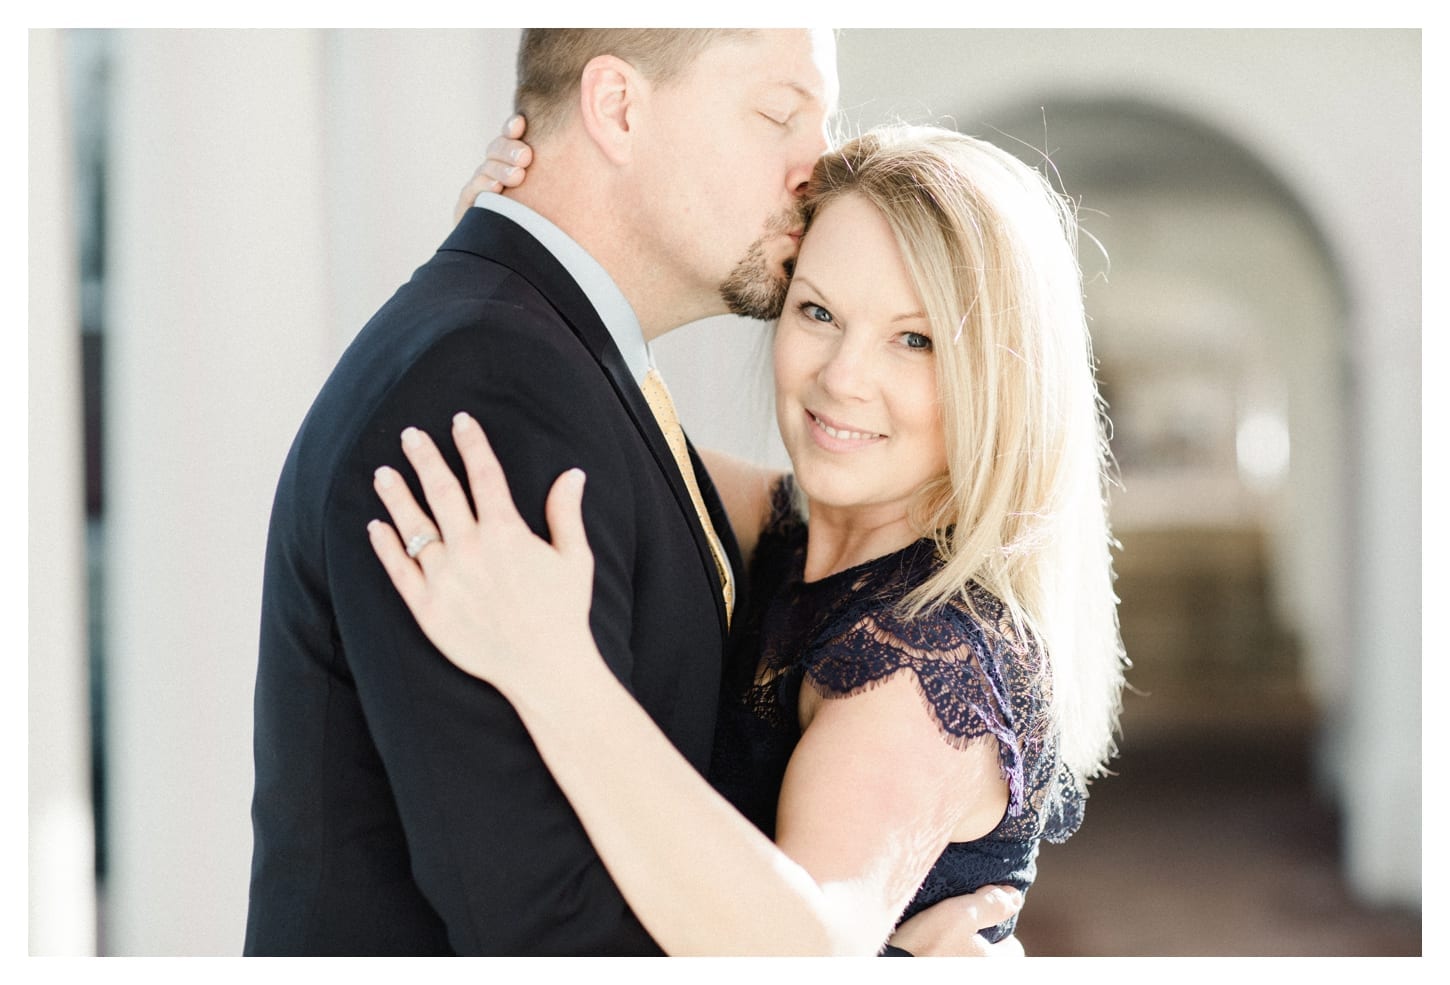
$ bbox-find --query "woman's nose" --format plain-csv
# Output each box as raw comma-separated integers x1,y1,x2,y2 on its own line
817,339,873,402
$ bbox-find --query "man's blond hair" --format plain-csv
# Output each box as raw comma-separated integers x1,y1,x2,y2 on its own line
515,29,754,139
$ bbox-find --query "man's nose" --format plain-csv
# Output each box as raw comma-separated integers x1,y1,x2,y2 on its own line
786,158,814,199
786,128,831,198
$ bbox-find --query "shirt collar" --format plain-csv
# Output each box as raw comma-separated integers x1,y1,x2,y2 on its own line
472,192,651,385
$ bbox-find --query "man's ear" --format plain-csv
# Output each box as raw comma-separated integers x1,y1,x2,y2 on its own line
577,54,640,166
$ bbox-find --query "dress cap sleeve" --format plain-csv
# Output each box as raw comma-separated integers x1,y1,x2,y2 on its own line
801,588,1039,818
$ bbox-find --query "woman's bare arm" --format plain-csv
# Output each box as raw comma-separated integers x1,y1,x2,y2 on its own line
369,415,1012,955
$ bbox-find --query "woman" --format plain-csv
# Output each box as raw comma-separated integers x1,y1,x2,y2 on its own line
367,124,1125,955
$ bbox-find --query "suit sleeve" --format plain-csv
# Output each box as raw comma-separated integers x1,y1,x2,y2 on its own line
322,308,657,955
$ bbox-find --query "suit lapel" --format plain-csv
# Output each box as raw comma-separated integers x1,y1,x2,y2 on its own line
440,208,732,640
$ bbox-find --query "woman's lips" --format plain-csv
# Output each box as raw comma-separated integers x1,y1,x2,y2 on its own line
807,410,884,450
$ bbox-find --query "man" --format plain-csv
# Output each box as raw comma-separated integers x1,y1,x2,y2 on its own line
246,29,1013,955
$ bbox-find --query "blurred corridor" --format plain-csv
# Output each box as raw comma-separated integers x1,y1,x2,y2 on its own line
1022,680,1421,955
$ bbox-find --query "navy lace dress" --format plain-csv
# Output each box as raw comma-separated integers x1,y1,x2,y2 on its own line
708,477,1084,942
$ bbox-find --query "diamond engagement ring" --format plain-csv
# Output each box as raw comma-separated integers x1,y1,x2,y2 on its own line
405,532,440,559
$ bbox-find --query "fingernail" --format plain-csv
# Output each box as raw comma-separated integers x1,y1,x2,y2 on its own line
401,427,421,448
453,412,472,428
504,166,520,178
374,467,394,488
509,147,525,164
566,467,586,487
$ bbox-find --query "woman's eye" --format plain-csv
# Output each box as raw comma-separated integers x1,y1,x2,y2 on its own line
799,302,834,324
760,111,790,128
902,332,933,351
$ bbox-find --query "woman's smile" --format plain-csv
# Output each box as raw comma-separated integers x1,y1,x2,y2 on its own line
806,409,886,449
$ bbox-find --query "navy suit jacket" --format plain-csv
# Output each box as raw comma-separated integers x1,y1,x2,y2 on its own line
245,208,741,954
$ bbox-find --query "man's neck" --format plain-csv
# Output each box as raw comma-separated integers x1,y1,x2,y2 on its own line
505,150,720,342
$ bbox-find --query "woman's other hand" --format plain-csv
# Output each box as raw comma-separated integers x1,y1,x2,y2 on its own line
887,885,1026,957
452,114,533,225
368,411,595,695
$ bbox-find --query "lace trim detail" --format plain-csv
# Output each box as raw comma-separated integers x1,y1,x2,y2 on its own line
758,472,806,541
801,598,1032,816
734,474,1083,844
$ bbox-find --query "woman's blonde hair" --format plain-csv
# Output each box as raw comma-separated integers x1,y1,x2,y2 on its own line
802,126,1126,783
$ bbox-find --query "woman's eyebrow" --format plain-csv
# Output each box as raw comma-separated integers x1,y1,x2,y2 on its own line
793,274,924,323
891,309,928,324
791,274,828,301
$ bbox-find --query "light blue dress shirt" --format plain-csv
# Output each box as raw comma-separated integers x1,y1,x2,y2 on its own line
472,192,651,386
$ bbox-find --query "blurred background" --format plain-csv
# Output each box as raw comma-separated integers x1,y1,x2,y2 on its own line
28,28,1422,956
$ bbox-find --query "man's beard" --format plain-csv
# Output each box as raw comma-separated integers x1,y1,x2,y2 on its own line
718,207,803,322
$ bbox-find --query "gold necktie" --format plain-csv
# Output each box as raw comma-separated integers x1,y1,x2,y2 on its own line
641,367,735,626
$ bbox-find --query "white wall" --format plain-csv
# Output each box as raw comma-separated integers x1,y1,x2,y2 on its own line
27,28,1420,953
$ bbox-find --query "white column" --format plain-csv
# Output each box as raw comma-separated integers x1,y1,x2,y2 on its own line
28,27,98,957
102,29,333,955
101,28,521,955
1342,233,1423,906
